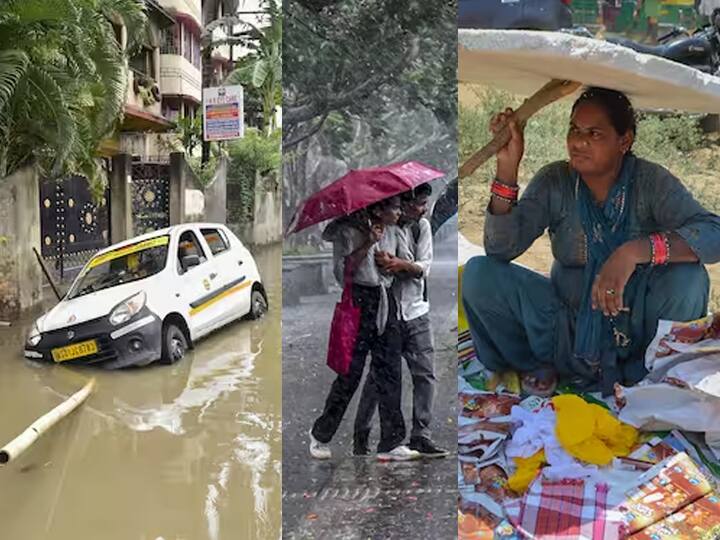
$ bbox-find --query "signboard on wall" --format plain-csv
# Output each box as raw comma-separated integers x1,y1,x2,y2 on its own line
202,85,244,141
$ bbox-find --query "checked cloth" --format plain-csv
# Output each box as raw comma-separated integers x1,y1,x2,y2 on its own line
505,479,627,539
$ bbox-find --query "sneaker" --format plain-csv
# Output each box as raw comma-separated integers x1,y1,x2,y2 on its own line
309,430,331,460
409,437,449,458
377,445,421,462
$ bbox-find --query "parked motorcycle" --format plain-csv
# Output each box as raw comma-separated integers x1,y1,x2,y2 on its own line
578,9,720,75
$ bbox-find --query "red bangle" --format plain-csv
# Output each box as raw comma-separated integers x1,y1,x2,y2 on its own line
650,233,669,266
491,180,519,202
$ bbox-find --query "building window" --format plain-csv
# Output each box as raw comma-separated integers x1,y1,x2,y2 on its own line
130,46,155,79
163,102,180,122
193,33,201,69
160,23,180,55
183,23,193,64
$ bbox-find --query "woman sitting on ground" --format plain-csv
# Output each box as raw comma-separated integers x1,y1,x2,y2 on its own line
462,87,720,397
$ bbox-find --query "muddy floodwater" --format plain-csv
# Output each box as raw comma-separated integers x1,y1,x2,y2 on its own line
0,243,282,540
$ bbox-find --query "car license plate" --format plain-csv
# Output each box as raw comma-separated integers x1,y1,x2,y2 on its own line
51,340,98,362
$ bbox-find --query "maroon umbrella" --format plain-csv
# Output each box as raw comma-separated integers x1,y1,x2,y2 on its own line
287,161,445,234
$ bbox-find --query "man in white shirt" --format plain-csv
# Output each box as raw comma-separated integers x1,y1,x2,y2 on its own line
353,183,449,458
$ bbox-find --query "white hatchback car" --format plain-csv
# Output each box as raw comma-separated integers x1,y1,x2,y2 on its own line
24,223,267,368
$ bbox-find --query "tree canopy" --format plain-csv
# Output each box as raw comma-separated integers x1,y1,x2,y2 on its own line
283,0,456,150
0,0,147,181
282,0,457,243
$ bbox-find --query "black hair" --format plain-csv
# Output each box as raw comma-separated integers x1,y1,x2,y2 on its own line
401,182,432,202
572,87,636,142
367,195,400,217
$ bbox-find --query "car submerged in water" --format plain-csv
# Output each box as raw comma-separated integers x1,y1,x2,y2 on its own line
24,223,268,368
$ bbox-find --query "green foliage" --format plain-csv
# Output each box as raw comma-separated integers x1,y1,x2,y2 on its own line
282,0,456,246
225,0,281,136
226,128,280,224
227,128,280,183
634,112,704,174
137,85,156,107
175,115,203,155
459,86,570,186
283,0,456,149
0,0,147,181
188,155,220,188
225,56,264,131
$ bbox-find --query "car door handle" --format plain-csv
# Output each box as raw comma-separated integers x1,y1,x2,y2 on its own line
209,272,218,280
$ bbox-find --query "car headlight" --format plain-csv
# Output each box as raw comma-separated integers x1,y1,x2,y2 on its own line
27,323,41,346
109,291,146,326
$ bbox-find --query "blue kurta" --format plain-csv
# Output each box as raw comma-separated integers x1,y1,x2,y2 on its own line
463,157,720,394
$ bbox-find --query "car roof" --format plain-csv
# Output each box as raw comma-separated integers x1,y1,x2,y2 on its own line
93,223,229,256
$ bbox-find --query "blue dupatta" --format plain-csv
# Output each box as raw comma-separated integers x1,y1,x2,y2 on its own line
574,155,638,370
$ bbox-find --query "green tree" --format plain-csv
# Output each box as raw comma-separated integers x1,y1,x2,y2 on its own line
174,115,203,155
225,0,281,135
282,0,457,243
0,0,147,181
225,127,280,224
283,0,456,149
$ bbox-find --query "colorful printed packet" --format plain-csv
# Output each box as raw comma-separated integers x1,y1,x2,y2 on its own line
629,492,720,539
624,452,714,534
459,391,521,419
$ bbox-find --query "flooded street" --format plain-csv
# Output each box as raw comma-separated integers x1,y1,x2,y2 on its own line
0,243,282,540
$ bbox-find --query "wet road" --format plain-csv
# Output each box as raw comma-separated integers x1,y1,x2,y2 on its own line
282,240,458,539
0,243,282,540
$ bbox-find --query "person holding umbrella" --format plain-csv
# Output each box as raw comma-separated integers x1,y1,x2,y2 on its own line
290,162,445,461
308,196,420,461
353,183,449,458
462,87,720,397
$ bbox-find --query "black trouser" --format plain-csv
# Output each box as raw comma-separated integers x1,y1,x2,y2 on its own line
354,313,435,449
311,284,405,453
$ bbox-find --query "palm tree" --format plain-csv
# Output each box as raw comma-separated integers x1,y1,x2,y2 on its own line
0,0,147,182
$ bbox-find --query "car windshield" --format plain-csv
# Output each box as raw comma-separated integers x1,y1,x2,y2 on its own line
67,236,169,299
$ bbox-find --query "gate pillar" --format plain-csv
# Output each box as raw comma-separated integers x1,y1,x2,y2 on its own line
110,153,133,243
169,152,187,225
0,166,42,318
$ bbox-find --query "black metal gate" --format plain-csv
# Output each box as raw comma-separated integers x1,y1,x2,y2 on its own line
131,160,171,236
40,175,110,280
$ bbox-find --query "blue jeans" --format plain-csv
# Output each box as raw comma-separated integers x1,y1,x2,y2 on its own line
461,256,709,390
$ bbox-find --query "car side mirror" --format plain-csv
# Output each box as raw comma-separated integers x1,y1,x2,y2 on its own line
181,254,201,271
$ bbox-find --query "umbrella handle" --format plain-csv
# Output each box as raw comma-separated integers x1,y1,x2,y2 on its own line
459,79,582,179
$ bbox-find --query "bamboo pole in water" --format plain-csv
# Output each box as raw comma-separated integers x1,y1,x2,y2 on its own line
0,378,95,464
459,79,583,179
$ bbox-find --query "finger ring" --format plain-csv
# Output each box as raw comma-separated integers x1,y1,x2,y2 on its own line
606,289,616,296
